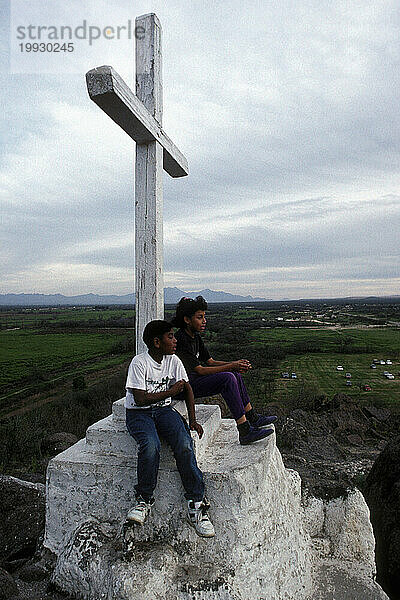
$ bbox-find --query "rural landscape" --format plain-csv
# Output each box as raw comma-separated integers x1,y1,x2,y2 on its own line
1,295,400,599
1,296,399,474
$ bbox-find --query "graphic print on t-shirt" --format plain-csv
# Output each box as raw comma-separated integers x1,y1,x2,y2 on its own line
146,376,176,392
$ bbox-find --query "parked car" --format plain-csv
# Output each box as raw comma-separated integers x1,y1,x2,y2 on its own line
345,373,352,378
380,360,386,365
346,380,352,386
363,384,372,391
370,364,377,369
336,366,344,371
291,373,297,379
282,372,289,378
386,374,395,380
386,360,392,365
373,359,379,363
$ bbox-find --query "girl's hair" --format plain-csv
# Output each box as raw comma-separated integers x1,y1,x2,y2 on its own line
172,296,208,328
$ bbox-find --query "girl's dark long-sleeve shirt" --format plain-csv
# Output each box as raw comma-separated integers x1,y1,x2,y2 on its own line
175,328,211,375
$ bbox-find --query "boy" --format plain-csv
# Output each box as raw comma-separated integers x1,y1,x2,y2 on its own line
172,296,277,445
125,320,215,538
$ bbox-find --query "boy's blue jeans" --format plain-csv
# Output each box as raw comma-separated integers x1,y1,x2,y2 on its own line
126,405,204,503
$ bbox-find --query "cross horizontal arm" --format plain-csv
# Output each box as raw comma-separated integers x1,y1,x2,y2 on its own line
86,65,188,178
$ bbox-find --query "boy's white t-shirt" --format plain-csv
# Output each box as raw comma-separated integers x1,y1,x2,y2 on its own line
125,351,188,409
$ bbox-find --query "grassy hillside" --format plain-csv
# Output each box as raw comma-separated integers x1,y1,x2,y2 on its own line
1,330,131,387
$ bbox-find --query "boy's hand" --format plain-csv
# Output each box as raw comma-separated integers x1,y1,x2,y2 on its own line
189,421,204,438
169,380,185,396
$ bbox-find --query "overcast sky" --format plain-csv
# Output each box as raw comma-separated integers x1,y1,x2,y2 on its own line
1,0,399,300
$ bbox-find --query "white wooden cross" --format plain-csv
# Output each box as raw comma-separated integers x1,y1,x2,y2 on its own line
86,13,188,354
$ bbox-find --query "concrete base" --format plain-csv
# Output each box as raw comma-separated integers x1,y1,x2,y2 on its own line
45,398,389,600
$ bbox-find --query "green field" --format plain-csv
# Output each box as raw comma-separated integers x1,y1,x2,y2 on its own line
249,327,400,354
273,353,400,406
0,329,131,389
0,307,134,329
245,327,400,408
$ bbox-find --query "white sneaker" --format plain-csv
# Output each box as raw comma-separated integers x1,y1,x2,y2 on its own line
187,498,215,538
126,498,152,525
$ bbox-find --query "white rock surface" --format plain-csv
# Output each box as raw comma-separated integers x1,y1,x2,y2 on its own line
302,490,389,599
45,398,389,600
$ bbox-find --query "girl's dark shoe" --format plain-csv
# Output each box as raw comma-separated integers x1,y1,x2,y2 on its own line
251,414,277,428
239,425,274,445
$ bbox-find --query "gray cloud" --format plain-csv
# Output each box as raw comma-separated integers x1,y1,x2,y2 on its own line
1,0,400,298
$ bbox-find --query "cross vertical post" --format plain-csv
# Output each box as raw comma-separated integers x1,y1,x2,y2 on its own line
135,14,163,354
86,13,188,356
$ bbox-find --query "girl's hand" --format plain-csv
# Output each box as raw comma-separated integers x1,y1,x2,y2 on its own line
190,421,204,438
240,359,252,371
231,359,251,373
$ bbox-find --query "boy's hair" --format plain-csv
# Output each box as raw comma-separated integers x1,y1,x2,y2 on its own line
142,320,173,349
172,296,208,329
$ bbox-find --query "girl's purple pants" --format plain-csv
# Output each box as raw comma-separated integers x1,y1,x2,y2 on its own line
188,371,250,421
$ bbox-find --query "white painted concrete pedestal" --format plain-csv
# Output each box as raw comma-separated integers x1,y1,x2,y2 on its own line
44,400,389,600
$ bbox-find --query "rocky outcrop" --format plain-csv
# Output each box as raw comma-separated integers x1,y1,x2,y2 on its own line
276,394,396,499
303,490,388,599
0,566,18,599
364,435,400,600
0,475,45,569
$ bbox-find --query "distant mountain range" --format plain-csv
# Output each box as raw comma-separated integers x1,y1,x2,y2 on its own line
0,288,269,306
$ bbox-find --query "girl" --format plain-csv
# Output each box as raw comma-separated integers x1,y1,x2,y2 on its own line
172,296,277,445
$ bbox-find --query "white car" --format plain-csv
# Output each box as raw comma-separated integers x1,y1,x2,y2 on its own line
380,360,386,365
386,360,392,365
386,374,395,380
336,366,344,371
